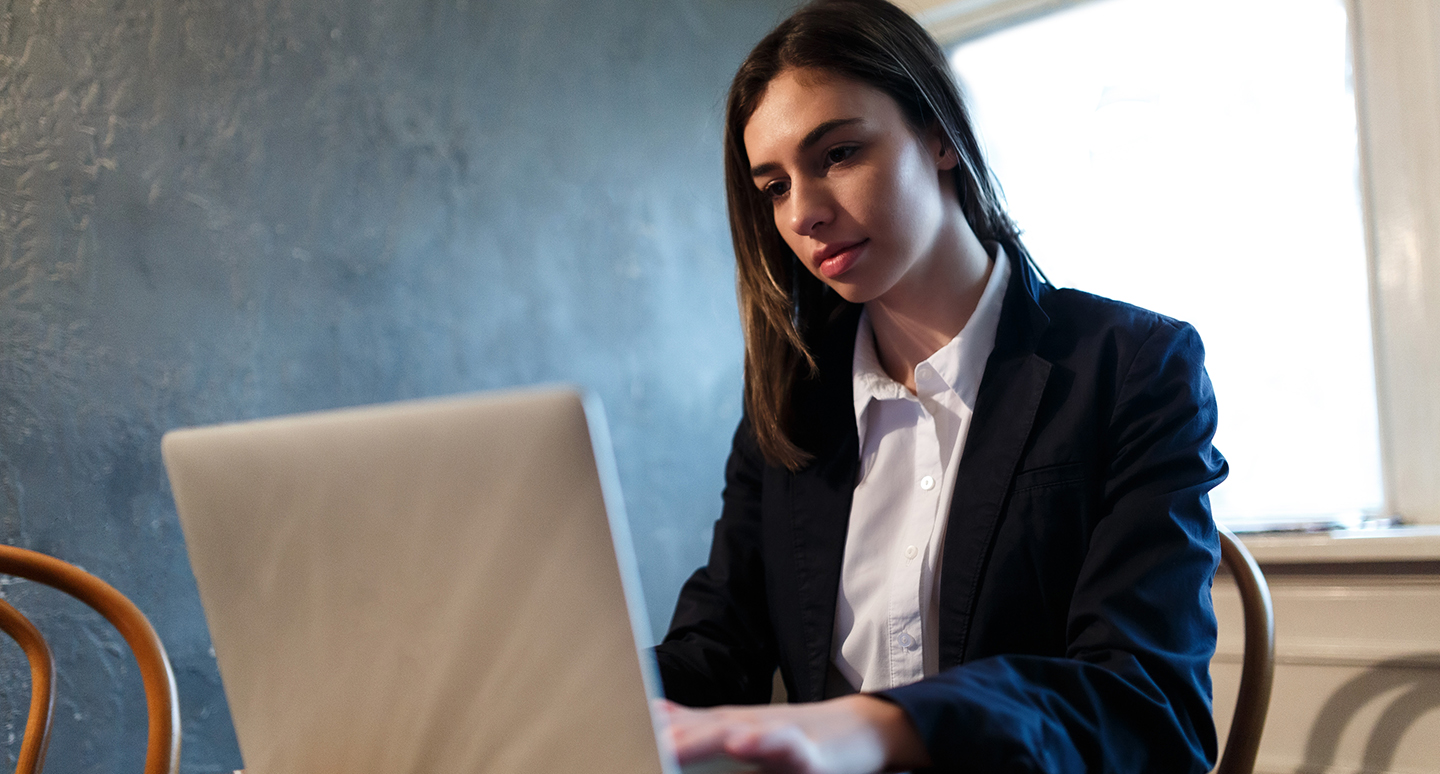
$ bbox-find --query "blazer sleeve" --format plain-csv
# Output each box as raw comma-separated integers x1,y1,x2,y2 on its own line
653,414,779,707
880,318,1227,774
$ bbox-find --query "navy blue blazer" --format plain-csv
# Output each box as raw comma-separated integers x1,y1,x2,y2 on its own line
656,248,1227,773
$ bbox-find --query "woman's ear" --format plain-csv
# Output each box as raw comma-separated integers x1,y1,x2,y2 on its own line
926,123,960,171
936,144,960,171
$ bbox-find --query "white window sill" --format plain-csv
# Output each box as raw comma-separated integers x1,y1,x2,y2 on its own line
1235,525,1440,564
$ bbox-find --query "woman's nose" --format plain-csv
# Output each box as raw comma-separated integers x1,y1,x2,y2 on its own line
786,179,833,237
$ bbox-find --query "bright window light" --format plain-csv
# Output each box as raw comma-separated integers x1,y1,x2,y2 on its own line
951,0,1384,528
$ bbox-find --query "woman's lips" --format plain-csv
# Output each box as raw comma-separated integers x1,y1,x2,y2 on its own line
815,239,867,279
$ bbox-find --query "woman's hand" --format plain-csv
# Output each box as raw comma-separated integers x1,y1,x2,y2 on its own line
656,694,931,774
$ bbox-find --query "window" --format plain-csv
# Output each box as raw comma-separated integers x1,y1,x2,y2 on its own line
947,0,1384,529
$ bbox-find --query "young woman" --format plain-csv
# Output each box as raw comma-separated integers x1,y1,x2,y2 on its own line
653,1,1228,772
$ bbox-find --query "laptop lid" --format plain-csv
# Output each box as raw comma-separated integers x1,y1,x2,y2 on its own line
164,387,673,774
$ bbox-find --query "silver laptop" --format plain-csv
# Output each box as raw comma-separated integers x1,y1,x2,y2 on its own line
164,386,743,774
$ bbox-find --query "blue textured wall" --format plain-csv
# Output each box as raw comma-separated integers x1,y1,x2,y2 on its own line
0,0,785,770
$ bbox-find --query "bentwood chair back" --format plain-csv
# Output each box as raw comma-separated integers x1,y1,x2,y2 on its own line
0,544,181,774
1214,525,1276,774
0,593,53,774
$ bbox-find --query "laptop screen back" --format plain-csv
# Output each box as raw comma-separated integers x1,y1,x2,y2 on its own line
164,387,670,774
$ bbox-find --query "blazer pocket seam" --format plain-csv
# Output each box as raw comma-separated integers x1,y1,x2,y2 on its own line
1012,462,1087,493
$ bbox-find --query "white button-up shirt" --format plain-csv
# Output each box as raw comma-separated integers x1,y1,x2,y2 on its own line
830,249,1011,693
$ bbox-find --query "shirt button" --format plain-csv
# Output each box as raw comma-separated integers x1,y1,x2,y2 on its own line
897,632,916,649
920,475,935,491
904,545,918,560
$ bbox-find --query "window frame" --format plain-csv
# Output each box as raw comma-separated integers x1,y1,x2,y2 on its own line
901,0,1440,529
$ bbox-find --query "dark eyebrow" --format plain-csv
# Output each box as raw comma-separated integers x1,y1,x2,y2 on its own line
749,117,863,178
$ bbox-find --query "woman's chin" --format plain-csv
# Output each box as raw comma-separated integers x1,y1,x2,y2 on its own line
825,281,878,306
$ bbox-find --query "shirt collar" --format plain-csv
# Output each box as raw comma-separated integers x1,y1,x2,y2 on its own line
852,243,1013,446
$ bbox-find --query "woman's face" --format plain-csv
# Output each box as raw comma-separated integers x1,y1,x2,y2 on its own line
743,68,963,306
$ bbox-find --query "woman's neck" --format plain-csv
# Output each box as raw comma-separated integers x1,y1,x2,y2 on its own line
865,227,994,393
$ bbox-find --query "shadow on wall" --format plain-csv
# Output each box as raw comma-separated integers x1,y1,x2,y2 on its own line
1297,654,1440,774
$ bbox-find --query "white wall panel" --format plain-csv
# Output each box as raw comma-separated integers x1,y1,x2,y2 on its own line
1214,569,1440,774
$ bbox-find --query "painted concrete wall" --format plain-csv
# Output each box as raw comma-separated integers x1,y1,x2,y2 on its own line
0,0,787,770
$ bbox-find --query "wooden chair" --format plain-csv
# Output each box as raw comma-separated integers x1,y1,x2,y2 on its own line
1214,525,1276,774
0,545,181,774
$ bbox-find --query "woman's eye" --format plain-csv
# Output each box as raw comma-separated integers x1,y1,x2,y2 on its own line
824,145,857,166
763,180,790,200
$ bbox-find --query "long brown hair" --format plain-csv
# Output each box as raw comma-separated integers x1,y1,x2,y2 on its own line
726,0,1024,471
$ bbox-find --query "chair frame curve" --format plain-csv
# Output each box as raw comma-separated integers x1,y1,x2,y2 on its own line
0,598,55,774
1215,525,1276,774
0,545,181,774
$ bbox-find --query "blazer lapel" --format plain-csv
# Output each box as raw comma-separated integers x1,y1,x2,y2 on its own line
788,303,862,701
788,433,857,701
938,248,1053,669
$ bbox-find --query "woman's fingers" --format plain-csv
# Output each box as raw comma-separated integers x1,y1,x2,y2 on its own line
727,722,818,773
662,702,792,768
654,696,909,774
665,707,742,764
